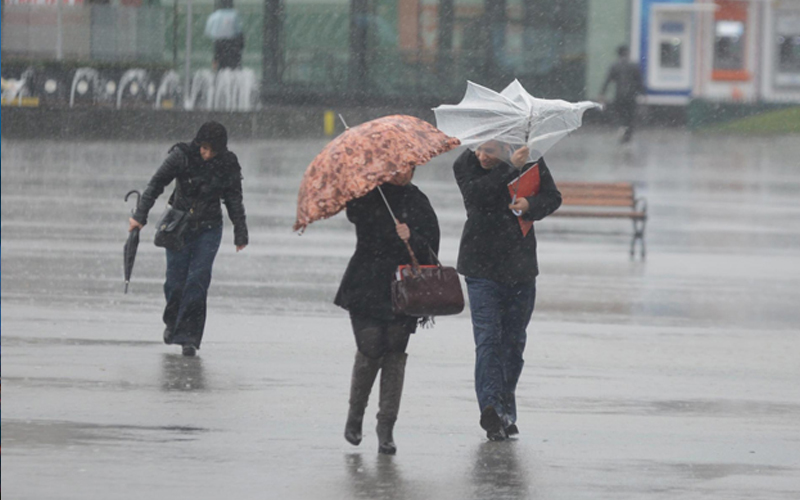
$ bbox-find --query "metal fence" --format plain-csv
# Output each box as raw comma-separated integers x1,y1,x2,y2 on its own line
2,1,589,104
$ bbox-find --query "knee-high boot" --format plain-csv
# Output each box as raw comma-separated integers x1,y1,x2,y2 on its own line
376,352,407,455
345,351,381,445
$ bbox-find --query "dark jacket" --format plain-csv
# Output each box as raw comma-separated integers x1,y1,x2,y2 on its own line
214,34,244,70
453,149,561,285
335,183,440,321
601,59,644,102
133,143,248,246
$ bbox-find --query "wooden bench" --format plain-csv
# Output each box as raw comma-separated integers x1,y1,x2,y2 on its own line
550,182,648,259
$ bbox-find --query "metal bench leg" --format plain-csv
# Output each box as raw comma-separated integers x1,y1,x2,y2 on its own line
630,218,646,261
630,229,636,259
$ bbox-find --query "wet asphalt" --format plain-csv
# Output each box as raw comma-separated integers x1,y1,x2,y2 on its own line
2,129,799,499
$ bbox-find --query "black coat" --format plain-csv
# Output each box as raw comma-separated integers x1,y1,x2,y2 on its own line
133,143,248,246
335,183,440,321
601,59,644,102
214,34,244,70
453,149,561,285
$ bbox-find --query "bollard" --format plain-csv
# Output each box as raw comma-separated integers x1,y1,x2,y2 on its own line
324,110,335,136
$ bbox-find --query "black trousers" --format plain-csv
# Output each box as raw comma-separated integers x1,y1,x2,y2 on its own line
614,99,637,130
350,314,416,360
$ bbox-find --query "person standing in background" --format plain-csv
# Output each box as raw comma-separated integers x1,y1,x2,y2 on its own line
208,0,245,71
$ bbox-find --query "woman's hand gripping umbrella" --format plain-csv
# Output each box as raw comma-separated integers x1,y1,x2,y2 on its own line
123,189,141,294
293,114,460,234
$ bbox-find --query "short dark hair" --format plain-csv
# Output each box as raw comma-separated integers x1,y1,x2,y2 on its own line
617,45,630,57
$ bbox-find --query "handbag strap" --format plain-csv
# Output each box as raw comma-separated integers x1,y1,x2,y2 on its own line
404,241,422,272
426,245,443,267
377,185,423,272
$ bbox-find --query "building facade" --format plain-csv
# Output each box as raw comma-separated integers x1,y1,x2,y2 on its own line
633,0,800,104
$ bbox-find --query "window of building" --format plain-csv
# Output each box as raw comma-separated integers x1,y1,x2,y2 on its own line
712,0,749,80
775,10,800,87
713,20,745,70
660,39,682,69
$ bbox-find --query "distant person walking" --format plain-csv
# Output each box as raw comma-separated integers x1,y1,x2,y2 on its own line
453,141,561,441
336,169,440,455
128,121,248,356
600,45,644,143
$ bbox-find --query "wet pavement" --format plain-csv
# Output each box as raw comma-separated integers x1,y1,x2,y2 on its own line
2,130,800,499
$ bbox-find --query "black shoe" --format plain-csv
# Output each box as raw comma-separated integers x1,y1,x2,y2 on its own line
480,406,507,441
486,427,508,441
182,345,197,357
505,423,519,436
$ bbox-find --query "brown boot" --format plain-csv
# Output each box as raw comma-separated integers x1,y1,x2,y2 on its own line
344,351,381,445
376,352,407,454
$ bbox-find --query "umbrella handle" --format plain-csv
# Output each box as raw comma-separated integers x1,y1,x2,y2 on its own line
125,189,141,215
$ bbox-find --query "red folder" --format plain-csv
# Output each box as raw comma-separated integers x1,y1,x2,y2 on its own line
507,163,540,237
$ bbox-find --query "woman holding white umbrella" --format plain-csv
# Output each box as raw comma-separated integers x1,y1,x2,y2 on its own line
435,80,598,441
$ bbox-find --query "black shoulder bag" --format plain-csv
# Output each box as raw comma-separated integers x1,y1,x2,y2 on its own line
154,195,188,252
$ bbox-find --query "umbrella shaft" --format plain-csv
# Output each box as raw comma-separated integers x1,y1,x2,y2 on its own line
376,185,397,221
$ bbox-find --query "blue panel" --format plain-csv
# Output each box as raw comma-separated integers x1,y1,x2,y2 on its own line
639,0,695,96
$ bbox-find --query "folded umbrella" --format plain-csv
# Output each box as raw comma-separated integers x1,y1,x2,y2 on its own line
293,114,460,233
124,190,141,294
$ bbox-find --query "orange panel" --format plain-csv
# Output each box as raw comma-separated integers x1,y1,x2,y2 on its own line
712,69,750,81
715,0,747,21
398,0,420,53
713,0,749,81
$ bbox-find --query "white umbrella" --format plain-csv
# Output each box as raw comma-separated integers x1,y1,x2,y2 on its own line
433,80,601,162
204,9,244,40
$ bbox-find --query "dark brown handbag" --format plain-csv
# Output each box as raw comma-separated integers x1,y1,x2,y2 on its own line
391,245,465,317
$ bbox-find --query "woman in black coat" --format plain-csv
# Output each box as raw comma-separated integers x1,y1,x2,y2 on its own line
335,168,440,455
128,121,248,357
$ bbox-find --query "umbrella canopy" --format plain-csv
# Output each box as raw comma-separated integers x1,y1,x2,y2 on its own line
293,115,460,232
433,80,601,161
204,9,244,40
123,190,141,294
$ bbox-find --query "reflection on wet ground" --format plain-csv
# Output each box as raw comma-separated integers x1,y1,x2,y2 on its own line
2,420,208,448
160,354,208,392
2,130,800,499
345,454,410,500
470,441,532,500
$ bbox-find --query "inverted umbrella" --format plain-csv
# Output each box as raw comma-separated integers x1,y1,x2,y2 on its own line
204,9,244,40
123,190,141,294
433,79,601,162
293,114,460,232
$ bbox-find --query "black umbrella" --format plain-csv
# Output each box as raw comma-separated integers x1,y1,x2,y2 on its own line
124,190,141,294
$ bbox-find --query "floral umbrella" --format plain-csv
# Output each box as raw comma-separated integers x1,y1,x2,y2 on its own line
293,115,460,232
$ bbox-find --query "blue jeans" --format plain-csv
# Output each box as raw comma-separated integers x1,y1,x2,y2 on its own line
465,277,536,425
163,225,222,348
